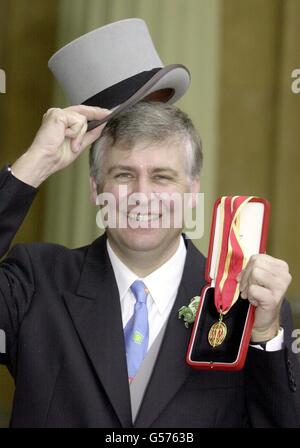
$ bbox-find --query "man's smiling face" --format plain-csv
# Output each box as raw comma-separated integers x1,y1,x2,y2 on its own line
92,139,200,255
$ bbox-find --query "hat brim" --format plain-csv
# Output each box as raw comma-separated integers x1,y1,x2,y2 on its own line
85,64,190,131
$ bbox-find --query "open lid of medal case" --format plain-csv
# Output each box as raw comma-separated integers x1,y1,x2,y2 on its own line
186,197,270,371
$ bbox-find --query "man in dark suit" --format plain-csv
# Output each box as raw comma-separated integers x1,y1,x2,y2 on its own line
0,101,299,427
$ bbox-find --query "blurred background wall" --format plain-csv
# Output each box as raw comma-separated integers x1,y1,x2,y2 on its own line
0,0,299,428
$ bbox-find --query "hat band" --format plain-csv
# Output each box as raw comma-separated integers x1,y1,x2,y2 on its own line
82,68,161,109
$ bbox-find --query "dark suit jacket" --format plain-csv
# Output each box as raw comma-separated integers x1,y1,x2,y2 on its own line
0,166,300,428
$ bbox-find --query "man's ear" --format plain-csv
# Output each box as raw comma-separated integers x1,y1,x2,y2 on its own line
89,176,99,204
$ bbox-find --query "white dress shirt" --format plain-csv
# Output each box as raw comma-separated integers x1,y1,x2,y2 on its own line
107,236,187,350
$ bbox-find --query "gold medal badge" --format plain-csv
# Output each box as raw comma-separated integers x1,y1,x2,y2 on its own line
208,314,227,348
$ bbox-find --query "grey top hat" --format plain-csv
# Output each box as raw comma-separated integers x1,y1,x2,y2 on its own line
48,18,191,130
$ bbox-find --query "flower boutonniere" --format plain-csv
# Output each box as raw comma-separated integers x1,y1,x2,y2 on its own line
178,296,200,328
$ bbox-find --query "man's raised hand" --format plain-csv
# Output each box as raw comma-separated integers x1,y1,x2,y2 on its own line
11,105,110,188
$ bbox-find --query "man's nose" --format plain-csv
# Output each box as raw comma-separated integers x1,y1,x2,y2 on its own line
127,176,155,211
131,175,153,197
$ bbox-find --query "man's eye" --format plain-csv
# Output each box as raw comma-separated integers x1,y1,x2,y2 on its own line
115,173,133,179
154,175,172,181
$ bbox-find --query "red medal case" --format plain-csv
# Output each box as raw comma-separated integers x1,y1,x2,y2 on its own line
186,197,270,371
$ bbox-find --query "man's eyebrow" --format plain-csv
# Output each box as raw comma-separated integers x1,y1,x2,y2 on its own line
151,167,179,176
107,166,179,176
107,165,135,174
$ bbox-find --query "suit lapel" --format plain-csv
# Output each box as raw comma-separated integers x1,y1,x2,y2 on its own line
63,234,132,428
134,239,206,427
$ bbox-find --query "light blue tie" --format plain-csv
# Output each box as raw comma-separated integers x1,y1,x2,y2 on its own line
124,280,149,382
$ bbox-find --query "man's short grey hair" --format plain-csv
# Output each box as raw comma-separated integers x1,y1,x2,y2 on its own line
89,102,203,184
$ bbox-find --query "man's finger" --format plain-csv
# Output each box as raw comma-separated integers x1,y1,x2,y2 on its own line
245,254,289,274
246,284,272,307
239,266,272,296
65,120,86,139
71,121,88,153
238,255,290,292
81,123,106,148
65,105,111,121
248,266,278,289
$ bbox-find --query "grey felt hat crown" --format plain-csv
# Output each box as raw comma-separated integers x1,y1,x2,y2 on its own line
48,18,191,130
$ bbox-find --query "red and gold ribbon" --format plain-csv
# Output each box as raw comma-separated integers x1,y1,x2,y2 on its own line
214,196,254,315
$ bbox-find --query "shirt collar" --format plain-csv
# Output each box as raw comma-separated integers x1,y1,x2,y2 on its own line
107,240,138,302
107,236,187,314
